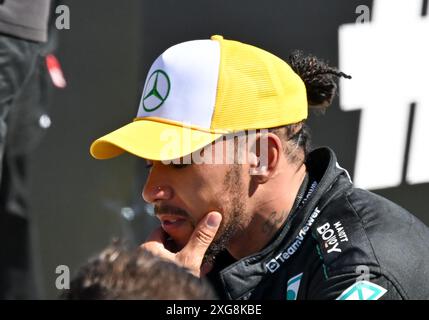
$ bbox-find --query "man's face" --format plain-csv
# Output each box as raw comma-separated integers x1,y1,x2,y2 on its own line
142,139,250,262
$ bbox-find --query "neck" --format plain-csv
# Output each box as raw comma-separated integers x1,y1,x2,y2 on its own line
228,162,307,260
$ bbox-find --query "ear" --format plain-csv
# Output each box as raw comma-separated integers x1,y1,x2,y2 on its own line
249,132,283,184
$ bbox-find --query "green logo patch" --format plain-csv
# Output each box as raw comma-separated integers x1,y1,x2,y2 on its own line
336,281,387,300
286,273,303,300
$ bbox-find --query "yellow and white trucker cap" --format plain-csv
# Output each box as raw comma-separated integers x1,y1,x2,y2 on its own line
90,35,308,161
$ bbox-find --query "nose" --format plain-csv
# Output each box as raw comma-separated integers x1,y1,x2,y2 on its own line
142,165,174,203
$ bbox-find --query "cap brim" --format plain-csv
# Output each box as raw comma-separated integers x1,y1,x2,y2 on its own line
90,119,223,161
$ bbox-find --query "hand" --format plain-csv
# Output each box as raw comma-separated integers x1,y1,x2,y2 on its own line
140,211,222,277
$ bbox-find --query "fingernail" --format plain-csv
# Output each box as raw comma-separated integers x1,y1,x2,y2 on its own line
207,213,221,228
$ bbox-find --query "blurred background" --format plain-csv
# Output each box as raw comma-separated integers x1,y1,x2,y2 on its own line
3,0,427,299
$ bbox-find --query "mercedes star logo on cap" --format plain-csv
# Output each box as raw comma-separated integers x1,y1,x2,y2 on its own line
142,69,171,112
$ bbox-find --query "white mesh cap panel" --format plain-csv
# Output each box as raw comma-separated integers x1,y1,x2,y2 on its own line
136,40,220,129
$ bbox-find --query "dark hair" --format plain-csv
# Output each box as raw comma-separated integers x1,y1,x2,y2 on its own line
62,242,217,300
269,51,351,163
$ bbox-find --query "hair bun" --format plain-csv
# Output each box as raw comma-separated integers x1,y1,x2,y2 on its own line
288,51,351,111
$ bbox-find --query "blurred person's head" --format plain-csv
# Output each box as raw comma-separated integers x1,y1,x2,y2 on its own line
90,36,350,263
63,242,216,299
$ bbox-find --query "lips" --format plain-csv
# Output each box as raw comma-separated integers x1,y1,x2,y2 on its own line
157,214,188,232
155,211,195,250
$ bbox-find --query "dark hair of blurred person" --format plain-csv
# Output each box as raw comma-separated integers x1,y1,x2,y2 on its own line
63,242,217,300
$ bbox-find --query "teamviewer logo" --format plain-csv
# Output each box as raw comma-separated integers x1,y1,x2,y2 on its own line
266,259,280,273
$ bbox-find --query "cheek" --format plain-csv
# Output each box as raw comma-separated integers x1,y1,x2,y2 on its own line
191,167,227,198
167,166,229,248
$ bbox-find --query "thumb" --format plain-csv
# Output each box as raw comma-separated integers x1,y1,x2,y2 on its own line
181,211,222,260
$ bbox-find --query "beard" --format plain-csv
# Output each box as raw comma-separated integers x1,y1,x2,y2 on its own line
203,164,247,265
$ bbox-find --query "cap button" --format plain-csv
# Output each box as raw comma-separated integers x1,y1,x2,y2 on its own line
211,35,224,41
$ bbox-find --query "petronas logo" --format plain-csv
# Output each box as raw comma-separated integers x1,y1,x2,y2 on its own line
142,69,171,112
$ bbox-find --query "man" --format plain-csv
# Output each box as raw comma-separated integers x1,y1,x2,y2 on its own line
90,35,429,300
63,241,216,300
0,0,52,299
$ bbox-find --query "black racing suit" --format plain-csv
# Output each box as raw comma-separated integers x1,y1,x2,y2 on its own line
207,147,429,300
